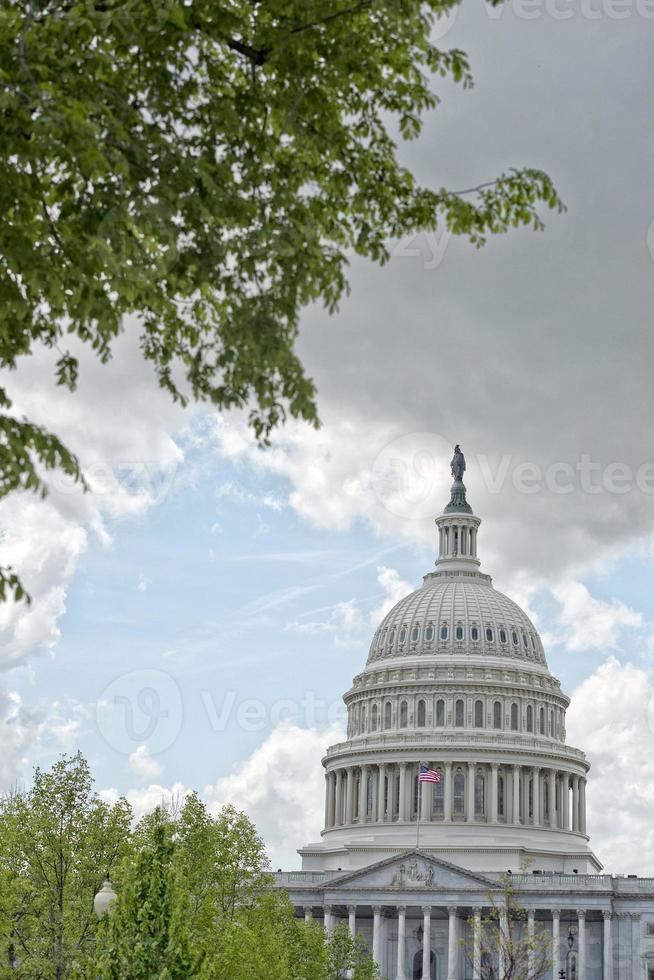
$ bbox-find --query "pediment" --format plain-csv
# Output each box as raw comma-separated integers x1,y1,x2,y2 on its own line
329,850,498,892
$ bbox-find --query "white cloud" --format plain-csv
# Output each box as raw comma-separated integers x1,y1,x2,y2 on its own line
567,658,654,874
136,574,151,593
550,581,643,652
99,722,344,869
128,745,163,783
370,565,413,626
208,721,345,870
285,600,364,646
0,689,86,791
0,331,189,667
100,782,191,821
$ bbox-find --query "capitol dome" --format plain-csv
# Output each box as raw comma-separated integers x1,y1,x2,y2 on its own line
367,577,547,669
300,449,601,876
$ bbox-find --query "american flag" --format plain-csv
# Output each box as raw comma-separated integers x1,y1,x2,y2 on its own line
419,765,441,783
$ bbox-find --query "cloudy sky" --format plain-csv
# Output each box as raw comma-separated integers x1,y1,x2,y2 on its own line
2,1,654,875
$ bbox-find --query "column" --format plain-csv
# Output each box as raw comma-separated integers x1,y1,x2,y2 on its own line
371,765,379,821
421,764,431,821
398,763,408,822
472,907,482,980
532,768,541,826
561,773,570,830
359,765,369,824
527,909,535,977
513,764,521,824
490,764,499,823
377,764,386,822
324,774,330,829
334,771,343,827
444,762,453,823
372,906,382,967
396,905,407,980
580,777,587,834
523,768,531,823
348,904,356,938
422,906,432,980
324,905,334,933
304,906,312,923
346,767,355,824
630,913,641,980
552,909,560,980
572,775,580,832
603,910,613,980
578,909,586,980
467,762,476,821
447,906,458,980
386,767,395,821
326,772,336,829
549,769,557,827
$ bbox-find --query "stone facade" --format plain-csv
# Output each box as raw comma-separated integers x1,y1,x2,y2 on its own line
274,468,654,978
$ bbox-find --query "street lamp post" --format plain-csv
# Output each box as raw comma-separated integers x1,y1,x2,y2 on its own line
94,880,118,920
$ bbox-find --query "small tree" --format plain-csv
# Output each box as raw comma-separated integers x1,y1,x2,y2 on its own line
0,752,132,979
463,875,551,980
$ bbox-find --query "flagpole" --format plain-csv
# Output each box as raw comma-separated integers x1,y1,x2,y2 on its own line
416,762,422,850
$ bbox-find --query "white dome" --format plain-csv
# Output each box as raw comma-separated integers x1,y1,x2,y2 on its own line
367,572,547,668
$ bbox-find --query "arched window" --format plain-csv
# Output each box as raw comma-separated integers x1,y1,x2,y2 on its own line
417,700,426,727
371,703,378,731
474,699,484,728
440,624,448,640
433,778,444,816
499,628,507,644
384,701,392,729
512,630,519,645
399,627,407,643
523,632,528,649
493,701,502,729
399,700,408,728
498,773,505,817
475,773,485,817
436,699,445,727
425,625,434,641
361,704,367,732
526,705,533,733
471,626,479,641
455,699,465,727
453,770,465,815
486,627,494,642
388,629,395,646
411,626,420,642
456,625,464,640
511,703,519,731
539,706,545,734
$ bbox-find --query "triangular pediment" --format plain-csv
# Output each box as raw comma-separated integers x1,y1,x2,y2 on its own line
327,850,498,892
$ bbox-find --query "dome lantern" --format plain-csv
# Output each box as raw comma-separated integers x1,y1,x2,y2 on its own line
434,445,481,571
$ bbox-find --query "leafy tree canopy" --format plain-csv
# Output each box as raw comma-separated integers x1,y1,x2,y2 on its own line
0,0,564,600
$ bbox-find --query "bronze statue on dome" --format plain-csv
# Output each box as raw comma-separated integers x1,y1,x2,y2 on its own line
450,445,465,482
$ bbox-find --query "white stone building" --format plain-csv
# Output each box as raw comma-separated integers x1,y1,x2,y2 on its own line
274,457,654,979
